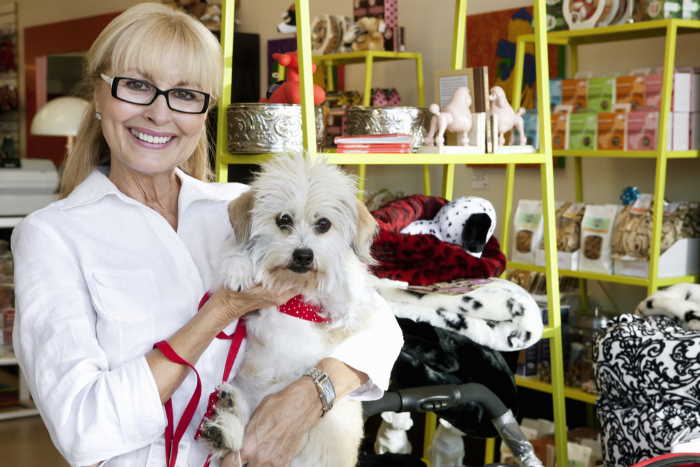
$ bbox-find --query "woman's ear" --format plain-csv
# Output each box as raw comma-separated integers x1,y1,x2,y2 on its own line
353,198,378,265
227,189,255,243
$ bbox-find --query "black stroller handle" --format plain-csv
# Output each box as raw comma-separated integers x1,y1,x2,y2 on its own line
363,383,543,467
363,383,507,420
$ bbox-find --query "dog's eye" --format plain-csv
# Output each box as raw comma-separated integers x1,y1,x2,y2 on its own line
276,214,293,230
315,218,331,234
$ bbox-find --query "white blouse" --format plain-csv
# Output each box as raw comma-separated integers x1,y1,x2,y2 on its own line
12,168,403,467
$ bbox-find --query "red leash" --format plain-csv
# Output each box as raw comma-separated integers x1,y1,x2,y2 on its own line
154,292,246,467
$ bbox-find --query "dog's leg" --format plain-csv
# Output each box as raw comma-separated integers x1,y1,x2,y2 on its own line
517,118,527,145
199,382,251,459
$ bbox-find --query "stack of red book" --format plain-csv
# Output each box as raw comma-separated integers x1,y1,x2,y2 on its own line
335,134,413,153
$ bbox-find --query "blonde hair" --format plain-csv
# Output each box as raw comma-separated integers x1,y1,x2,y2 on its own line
59,2,222,198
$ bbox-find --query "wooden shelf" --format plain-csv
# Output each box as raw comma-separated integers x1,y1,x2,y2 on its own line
508,261,698,287
554,149,700,159
219,152,548,166
516,376,598,405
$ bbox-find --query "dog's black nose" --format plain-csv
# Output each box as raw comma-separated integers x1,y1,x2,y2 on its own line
292,248,314,267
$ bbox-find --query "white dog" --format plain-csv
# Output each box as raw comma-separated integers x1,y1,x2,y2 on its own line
424,86,473,147
374,411,414,455
200,154,379,466
489,86,526,146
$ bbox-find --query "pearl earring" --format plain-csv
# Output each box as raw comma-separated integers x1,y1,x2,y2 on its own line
95,112,102,120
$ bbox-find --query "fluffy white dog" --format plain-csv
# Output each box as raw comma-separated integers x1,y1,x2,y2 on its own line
200,154,379,466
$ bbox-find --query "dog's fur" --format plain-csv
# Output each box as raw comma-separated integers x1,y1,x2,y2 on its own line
489,86,527,146
202,154,379,466
425,86,473,147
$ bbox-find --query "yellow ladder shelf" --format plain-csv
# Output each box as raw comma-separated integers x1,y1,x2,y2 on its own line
216,0,567,464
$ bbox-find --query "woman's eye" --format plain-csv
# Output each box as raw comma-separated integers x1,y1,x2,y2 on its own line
315,218,331,234
276,214,293,230
125,79,149,91
172,89,196,101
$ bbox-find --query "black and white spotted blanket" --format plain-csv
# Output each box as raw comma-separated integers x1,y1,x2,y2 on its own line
373,277,543,352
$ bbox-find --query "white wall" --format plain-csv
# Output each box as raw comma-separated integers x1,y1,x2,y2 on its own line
17,0,700,312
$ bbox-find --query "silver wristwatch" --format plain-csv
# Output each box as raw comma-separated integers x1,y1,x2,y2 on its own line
304,367,336,416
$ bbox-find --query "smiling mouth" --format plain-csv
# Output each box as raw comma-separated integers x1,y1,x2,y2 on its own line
129,128,174,145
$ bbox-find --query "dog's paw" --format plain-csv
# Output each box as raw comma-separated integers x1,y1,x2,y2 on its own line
200,384,247,457
220,250,256,292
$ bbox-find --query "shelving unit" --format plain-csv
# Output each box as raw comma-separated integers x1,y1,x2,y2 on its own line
216,0,568,464
0,216,39,420
312,50,427,196
505,19,700,412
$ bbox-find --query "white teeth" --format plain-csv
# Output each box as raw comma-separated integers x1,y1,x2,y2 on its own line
130,129,173,145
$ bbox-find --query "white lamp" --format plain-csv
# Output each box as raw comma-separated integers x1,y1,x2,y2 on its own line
31,96,89,154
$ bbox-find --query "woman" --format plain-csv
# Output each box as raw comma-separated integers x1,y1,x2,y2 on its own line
11,4,403,467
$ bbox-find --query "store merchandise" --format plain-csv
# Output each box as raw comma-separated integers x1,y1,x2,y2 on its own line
535,202,586,270
310,14,355,55
523,111,539,148
261,52,326,105
0,242,13,351
568,112,597,150
561,79,587,111
597,111,626,150
352,0,399,51
586,77,615,112
634,0,684,20
637,282,700,330
346,106,431,149
489,86,527,146
626,110,658,150
371,88,401,106
546,0,567,30
550,79,562,108
512,200,543,264
579,204,621,275
335,133,412,153
615,75,645,109
0,158,59,215
425,86,473,147
551,109,569,150
563,0,607,29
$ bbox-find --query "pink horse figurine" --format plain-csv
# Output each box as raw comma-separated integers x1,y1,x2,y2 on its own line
489,86,526,146
424,86,472,147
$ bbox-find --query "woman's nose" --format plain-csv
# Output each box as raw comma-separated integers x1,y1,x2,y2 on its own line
144,94,172,125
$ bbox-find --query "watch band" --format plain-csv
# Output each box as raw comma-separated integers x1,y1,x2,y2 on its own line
304,367,335,416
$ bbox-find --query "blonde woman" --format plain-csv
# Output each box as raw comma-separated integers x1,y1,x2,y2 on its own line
11,4,402,467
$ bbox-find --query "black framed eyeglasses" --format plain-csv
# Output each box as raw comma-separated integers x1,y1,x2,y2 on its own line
100,74,211,114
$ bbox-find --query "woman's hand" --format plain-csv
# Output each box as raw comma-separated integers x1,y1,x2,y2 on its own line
201,285,296,324
221,378,322,467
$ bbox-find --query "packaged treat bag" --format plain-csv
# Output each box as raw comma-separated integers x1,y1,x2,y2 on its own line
550,79,563,107
552,109,570,150
587,77,615,112
627,110,658,150
611,194,698,260
561,79,587,111
579,204,621,274
512,200,543,264
616,75,645,110
523,111,539,149
568,112,598,150
597,111,626,150
535,202,585,270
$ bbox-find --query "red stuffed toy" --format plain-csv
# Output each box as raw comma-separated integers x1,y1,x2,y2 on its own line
262,52,326,105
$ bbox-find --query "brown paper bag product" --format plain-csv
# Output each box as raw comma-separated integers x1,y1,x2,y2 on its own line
512,200,543,264
597,111,626,150
579,204,621,274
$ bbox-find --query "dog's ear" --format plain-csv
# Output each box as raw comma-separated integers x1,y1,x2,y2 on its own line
353,199,378,265
227,189,255,243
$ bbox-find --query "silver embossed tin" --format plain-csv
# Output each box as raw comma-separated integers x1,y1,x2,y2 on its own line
346,106,431,149
226,103,324,154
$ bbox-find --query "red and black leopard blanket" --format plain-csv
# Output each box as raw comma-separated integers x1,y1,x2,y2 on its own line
370,194,506,285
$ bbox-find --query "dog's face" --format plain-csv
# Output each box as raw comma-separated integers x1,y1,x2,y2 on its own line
227,154,377,296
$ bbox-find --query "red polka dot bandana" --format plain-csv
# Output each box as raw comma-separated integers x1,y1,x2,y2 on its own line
278,295,328,323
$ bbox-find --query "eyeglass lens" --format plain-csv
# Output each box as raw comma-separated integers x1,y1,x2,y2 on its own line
115,78,207,113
